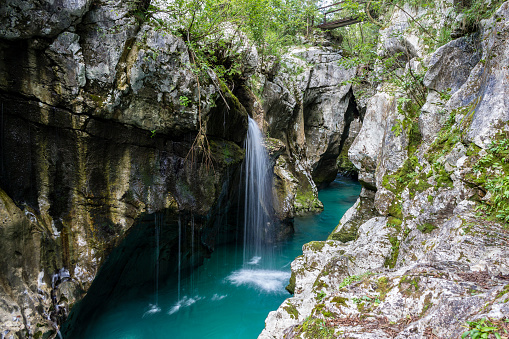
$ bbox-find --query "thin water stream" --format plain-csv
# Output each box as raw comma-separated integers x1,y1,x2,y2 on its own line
79,176,360,338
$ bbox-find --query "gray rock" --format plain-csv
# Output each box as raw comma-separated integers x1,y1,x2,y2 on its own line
419,91,448,144
329,188,379,243
263,45,358,215
349,91,394,188
447,2,509,148
46,31,86,101
423,34,482,94
79,0,139,85
375,97,410,189
261,3,509,339
0,0,91,40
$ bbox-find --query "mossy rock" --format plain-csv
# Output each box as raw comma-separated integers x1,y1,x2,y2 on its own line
294,187,323,214
331,296,348,307
283,302,300,319
204,80,248,144
417,222,438,234
304,241,326,252
208,138,245,166
286,271,296,294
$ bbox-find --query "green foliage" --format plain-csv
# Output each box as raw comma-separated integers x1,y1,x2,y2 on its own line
471,134,509,225
352,294,381,306
143,0,316,78
317,290,326,301
461,318,504,339
383,156,422,195
298,316,335,339
461,0,506,29
179,95,191,107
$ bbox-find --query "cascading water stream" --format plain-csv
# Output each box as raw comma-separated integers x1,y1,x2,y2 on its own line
242,117,274,267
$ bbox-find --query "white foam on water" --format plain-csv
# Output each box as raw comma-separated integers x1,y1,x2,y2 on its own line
247,256,262,265
142,304,161,318
227,269,291,293
168,296,203,315
211,294,227,301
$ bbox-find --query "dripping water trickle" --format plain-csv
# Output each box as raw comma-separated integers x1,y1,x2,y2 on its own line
144,214,162,317
155,213,160,307
190,215,194,293
177,215,182,302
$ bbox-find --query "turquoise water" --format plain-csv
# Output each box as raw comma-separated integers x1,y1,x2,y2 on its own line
80,176,360,338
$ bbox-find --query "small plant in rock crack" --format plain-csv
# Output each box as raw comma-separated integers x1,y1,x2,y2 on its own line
461,318,504,339
352,295,381,306
317,290,327,301
179,95,191,107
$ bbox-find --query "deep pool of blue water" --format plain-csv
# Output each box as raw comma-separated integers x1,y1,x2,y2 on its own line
81,176,361,338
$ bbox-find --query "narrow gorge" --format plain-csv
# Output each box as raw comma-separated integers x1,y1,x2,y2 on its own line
0,0,508,338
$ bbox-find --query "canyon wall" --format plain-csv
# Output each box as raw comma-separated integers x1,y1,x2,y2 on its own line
261,2,509,338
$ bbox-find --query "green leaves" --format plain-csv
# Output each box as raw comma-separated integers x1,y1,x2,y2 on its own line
462,318,503,339
317,290,326,301
179,95,191,107
472,136,509,225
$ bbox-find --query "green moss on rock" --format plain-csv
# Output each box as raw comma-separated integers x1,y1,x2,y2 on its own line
295,188,323,213
417,222,438,234
286,271,296,294
283,303,300,319
331,296,348,307
209,138,245,166
305,241,325,252
384,234,400,269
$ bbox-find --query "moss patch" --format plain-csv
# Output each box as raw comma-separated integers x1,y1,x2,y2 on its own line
399,275,421,297
209,138,245,166
286,271,296,294
295,187,323,213
283,303,300,319
417,222,437,234
331,296,348,307
305,241,325,252
294,316,335,339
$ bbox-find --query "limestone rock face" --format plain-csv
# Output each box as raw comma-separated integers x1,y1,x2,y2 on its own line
0,0,91,40
264,259,509,339
349,91,394,189
457,2,509,148
423,34,482,94
261,2,509,338
262,45,359,217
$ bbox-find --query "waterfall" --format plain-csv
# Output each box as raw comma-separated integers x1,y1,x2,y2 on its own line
242,117,274,266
